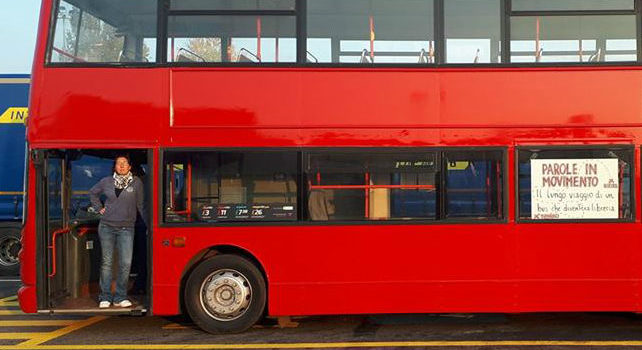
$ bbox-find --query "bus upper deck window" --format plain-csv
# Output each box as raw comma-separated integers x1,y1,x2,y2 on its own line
49,0,157,64
306,0,435,64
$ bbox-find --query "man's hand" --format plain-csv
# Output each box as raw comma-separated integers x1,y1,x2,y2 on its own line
99,208,106,215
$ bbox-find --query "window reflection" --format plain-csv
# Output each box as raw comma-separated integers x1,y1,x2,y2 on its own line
444,151,503,218
164,152,298,223
306,152,439,221
170,0,295,11
512,0,633,11
306,150,504,221
50,0,157,63
306,0,435,64
168,16,296,63
445,0,501,64
510,16,637,63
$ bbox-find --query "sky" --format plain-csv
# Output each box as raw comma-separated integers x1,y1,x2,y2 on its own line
0,0,42,74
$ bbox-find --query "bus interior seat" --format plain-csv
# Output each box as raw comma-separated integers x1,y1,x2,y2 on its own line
118,51,149,63
418,49,428,64
176,48,206,63
237,48,261,63
308,190,335,221
118,50,135,63
307,51,319,63
535,48,543,62
418,48,435,64
589,48,603,62
176,54,194,62
360,49,372,64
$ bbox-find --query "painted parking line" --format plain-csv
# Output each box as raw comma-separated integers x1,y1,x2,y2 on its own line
1,293,642,350
0,320,77,327
15,316,107,347
0,296,23,316
0,332,49,340
0,310,24,315
162,322,189,330
0,295,18,303
0,295,109,348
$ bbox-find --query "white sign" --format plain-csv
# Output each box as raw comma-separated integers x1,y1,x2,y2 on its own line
530,158,619,219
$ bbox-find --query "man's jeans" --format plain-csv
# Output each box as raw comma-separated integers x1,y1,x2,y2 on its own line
98,223,134,303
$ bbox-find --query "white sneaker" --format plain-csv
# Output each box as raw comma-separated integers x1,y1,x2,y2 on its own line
99,301,111,309
114,299,132,308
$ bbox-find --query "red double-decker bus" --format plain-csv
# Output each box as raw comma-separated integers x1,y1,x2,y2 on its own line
19,0,642,333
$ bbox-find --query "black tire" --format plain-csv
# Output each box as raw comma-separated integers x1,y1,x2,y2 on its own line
0,228,20,276
184,254,266,334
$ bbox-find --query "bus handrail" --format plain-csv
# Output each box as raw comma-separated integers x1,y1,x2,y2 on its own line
52,47,86,63
48,227,71,278
76,226,94,237
309,184,436,190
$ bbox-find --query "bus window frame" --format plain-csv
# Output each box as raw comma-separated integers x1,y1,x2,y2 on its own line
158,147,509,228
514,144,636,224
43,0,642,68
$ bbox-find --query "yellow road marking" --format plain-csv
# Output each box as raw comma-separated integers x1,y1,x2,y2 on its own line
161,323,188,330
0,290,638,350
17,316,107,347
0,301,20,307
0,296,18,302
0,320,76,327
7,341,642,349
0,310,23,315
0,332,48,339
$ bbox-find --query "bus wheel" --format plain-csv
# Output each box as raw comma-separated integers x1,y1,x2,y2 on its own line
0,229,20,276
185,254,266,334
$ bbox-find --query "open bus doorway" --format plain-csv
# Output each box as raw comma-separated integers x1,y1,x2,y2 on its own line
36,149,150,313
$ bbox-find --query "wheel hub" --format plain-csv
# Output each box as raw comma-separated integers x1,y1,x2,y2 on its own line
0,236,19,266
201,269,252,321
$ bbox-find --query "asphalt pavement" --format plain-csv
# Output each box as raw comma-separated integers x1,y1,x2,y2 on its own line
2,278,642,349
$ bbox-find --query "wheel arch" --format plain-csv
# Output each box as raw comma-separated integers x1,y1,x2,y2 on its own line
179,245,269,315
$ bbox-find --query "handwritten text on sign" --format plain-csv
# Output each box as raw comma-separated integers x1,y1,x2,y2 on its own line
531,158,619,219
